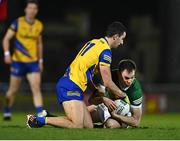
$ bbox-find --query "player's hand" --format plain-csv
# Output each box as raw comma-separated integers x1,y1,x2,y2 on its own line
114,91,126,99
4,56,12,64
87,105,97,112
103,97,117,111
39,63,43,72
111,110,118,118
97,84,106,94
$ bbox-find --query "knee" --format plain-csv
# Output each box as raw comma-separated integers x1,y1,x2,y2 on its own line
104,120,121,129
104,121,115,128
30,83,41,92
85,122,93,128
72,124,84,128
6,88,18,97
73,123,93,128
72,121,93,128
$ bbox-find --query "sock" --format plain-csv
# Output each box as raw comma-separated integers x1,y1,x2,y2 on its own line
36,116,46,126
3,107,12,117
36,106,43,115
4,106,11,113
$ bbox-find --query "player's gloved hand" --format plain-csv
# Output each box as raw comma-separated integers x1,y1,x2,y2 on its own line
121,94,130,104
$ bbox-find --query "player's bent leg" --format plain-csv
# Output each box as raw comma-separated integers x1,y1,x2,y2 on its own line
63,100,93,128
27,73,44,116
46,100,92,128
3,76,22,120
104,118,122,128
82,102,93,128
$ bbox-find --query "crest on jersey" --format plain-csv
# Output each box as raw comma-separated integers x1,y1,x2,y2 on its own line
103,54,112,63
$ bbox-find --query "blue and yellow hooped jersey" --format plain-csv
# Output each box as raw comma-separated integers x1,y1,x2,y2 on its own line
66,38,112,92
9,16,43,62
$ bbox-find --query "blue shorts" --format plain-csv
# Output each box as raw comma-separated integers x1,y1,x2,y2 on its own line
11,61,40,77
56,76,84,104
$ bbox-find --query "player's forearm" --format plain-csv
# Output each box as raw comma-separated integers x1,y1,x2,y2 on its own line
3,37,10,52
105,80,126,98
38,43,43,62
113,114,140,127
37,36,43,61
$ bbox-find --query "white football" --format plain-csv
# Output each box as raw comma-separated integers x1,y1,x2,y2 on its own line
114,99,130,116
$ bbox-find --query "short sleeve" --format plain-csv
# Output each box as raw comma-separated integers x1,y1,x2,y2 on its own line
9,19,18,32
39,21,44,35
99,49,112,67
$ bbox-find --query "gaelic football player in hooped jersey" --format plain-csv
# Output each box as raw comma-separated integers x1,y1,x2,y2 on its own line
2,0,44,120
27,22,127,128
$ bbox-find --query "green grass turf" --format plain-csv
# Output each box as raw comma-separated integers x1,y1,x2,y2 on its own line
0,112,180,140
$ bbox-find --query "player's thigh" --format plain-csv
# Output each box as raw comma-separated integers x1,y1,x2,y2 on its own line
104,118,121,128
82,102,93,128
8,75,22,93
26,73,41,87
62,100,85,127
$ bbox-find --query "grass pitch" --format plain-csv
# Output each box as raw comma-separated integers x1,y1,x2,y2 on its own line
0,112,180,140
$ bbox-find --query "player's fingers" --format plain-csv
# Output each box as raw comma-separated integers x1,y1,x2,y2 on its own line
109,103,117,111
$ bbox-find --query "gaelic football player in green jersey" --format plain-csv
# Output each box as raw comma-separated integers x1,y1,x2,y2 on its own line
88,59,143,128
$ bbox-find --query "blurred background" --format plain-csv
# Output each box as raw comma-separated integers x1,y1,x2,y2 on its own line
0,0,179,113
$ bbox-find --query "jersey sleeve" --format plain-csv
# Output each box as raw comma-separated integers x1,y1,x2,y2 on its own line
9,19,18,32
99,49,112,67
39,21,44,35
127,80,143,109
130,94,143,109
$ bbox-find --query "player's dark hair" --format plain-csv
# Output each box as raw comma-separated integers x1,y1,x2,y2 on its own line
26,0,39,7
106,21,127,37
118,59,136,73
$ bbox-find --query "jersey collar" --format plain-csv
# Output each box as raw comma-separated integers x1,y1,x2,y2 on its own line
103,37,111,49
103,37,109,45
24,16,36,25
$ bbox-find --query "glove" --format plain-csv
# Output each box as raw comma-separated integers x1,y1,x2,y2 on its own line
121,95,130,104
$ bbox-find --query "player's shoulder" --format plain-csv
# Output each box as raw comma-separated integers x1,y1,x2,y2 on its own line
128,80,143,107
129,79,143,98
18,16,24,20
9,17,21,31
35,19,43,26
17,16,26,23
91,38,108,46
10,16,21,24
132,79,142,90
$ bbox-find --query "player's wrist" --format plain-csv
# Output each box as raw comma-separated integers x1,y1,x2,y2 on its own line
4,51,10,56
118,90,126,98
39,58,43,63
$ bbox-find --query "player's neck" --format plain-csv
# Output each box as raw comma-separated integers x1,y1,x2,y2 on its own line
105,37,113,48
25,16,35,25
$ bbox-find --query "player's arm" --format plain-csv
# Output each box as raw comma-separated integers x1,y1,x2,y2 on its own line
88,79,107,105
100,65,126,99
2,29,15,64
87,104,97,113
111,106,142,127
37,35,43,71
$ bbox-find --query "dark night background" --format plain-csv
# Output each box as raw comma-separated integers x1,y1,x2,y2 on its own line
1,0,180,84
1,0,180,114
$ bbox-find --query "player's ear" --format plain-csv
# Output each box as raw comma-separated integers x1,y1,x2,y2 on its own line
24,7,27,14
113,34,118,40
113,35,116,40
